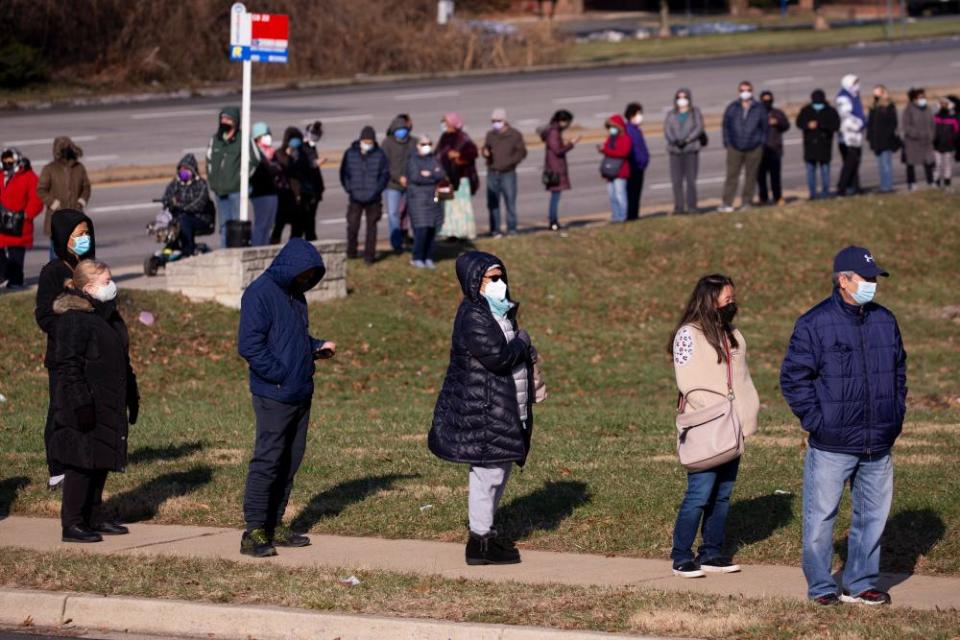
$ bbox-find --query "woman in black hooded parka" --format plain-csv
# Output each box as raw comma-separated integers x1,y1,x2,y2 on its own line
429,251,539,566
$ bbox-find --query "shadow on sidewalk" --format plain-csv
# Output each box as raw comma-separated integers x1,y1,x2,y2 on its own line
0,476,31,520
128,441,205,465
726,493,794,556
291,473,419,532
103,465,214,523
497,480,590,541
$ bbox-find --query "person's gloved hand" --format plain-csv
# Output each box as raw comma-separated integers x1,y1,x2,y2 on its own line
516,329,531,347
50,199,61,212
529,344,540,364
75,404,96,432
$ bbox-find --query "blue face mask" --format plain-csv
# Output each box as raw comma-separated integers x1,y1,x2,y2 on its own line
482,278,514,317
851,280,877,305
72,234,91,256
289,138,302,149
395,127,409,140
812,103,825,111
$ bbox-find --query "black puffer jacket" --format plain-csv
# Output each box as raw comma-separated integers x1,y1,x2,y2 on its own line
161,153,211,216
429,251,535,467
50,291,138,471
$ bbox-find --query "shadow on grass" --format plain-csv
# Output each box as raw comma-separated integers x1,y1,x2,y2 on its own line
291,473,419,532
497,480,590,541
102,466,214,523
128,441,205,465
0,476,31,520
726,493,794,556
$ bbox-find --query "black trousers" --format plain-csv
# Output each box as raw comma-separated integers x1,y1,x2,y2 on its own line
45,370,64,477
300,193,320,241
837,144,862,195
906,163,935,186
61,467,108,528
346,200,382,263
243,395,311,533
626,168,645,221
757,148,783,203
0,247,26,287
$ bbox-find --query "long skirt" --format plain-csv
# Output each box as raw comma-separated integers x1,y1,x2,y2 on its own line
439,180,476,240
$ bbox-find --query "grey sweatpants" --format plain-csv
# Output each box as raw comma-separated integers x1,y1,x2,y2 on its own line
722,147,763,207
468,462,513,536
669,152,699,212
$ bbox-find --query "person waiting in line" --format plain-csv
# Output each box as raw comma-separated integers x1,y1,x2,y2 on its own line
901,88,936,191
37,136,91,262
274,127,318,242
757,91,790,206
483,108,527,237
664,88,705,215
719,81,768,212
933,96,959,189
796,90,840,200
429,252,542,566
623,102,650,221
437,113,479,242
340,126,390,265
160,153,212,257
51,259,138,543
599,114,632,223
540,109,579,232
668,274,759,578
249,123,281,247
382,114,413,253
404,135,447,269
0,147,43,289
866,85,900,194
206,107,257,247
301,121,327,241
835,74,866,197
36,209,96,492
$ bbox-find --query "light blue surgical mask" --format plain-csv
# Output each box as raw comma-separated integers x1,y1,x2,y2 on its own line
851,280,877,305
812,103,825,111
72,234,91,256
394,127,409,140
482,279,513,317
289,138,302,149
608,126,619,136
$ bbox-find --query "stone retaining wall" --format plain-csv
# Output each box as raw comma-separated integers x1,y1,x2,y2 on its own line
164,240,347,308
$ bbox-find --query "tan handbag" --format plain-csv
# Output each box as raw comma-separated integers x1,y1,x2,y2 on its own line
675,336,744,472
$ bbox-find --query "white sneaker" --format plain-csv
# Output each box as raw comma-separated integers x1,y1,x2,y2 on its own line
716,205,735,213
424,260,436,269
48,474,65,490
410,260,426,269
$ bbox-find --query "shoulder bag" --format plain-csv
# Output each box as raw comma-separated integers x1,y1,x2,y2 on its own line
675,335,744,472
0,204,24,237
599,155,624,180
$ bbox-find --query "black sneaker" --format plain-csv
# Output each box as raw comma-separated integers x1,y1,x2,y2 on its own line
273,524,310,548
241,528,277,558
62,525,103,543
465,531,521,566
812,593,841,606
672,560,705,578
698,556,741,573
840,589,891,606
91,521,129,536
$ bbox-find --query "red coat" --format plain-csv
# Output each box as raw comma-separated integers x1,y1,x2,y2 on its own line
0,167,43,248
602,114,632,180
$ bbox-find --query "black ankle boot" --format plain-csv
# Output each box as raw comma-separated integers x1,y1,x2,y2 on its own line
62,525,103,543
91,521,129,535
465,531,521,566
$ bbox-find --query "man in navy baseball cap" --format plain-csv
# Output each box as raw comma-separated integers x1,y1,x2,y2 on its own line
833,245,889,280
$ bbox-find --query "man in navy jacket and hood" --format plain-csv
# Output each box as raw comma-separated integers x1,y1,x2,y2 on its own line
780,246,906,607
237,238,336,558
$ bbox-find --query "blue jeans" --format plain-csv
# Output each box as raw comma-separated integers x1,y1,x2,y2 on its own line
385,188,405,251
548,191,562,226
802,447,893,599
671,456,740,564
217,193,242,248
251,195,278,247
412,226,436,262
487,170,518,234
805,162,831,199
607,178,627,222
876,150,894,193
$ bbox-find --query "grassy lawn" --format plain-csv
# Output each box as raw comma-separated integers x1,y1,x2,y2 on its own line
1,190,958,580
563,19,960,65
3,549,959,639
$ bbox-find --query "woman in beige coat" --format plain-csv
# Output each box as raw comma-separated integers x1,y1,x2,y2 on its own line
668,274,760,578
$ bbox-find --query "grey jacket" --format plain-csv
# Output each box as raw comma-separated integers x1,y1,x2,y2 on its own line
901,103,936,166
664,108,705,155
381,116,413,191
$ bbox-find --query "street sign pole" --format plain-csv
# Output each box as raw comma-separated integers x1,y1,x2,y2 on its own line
239,58,251,223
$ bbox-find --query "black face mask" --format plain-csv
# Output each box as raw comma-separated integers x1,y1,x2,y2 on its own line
218,122,235,137
63,148,77,161
1,162,13,173
719,303,738,324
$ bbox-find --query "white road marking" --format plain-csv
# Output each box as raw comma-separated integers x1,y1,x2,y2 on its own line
181,147,208,154
951,61,960,68
2,135,98,147
554,94,611,105
82,154,120,162
650,175,726,190
808,57,862,67
762,75,814,86
517,118,541,127
304,114,374,124
89,202,159,213
393,90,461,101
617,72,676,83
318,218,343,225
784,138,803,146
130,109,217,120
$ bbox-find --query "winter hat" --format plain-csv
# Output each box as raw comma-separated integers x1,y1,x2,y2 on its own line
359,125,377,142
444,112,464,130
251,122,271,140
491,108,507,121
841,74,859,94
811,89,827,103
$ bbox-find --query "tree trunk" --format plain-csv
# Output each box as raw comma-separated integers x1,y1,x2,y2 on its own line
729,0,749,17
659,0,671,38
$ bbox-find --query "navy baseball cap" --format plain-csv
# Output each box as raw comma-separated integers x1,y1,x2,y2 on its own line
833,246,889,278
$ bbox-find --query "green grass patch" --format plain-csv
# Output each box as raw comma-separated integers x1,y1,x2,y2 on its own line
1,190,958,575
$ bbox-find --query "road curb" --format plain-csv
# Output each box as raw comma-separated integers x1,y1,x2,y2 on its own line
0,586,664,640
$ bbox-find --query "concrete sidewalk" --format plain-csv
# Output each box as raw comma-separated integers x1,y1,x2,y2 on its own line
1,516,957,611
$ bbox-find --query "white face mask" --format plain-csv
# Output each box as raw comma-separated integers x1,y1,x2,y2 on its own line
89,280,118,302
739,90,753,101
418,144,433,156
676,97,690,108
484,278,507,302
491,121,505,131
631,114,643,125
360,141,374,153
258,134,272,148
917,98,928,108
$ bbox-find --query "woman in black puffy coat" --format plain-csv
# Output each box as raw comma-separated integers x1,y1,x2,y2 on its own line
429,251,537,566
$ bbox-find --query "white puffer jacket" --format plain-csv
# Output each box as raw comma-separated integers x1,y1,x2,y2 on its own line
493,313,529,421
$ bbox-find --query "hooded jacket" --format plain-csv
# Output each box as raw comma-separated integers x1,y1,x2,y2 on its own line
206,106,258,197
541,123,573,192
161,154,211,216
429,251,535,467
275,126,318,201
38,136,91,237
50,290,137,472
36,209,96,368
339,127,390,204
796,95,841,165
601,115,632,180
381,117,413,191
404,151,446,229
762,101,791,155
933,109,959,153
238,239,327,404
780,288,907,456
664,91,705,155
836,76,866,148
0,156,43,249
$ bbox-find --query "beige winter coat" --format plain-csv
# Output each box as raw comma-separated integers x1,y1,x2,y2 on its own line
673,323,760,438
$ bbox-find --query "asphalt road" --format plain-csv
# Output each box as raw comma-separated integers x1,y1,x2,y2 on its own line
3,37,959,281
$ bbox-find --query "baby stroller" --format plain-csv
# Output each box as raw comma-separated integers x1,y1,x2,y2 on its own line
143,199,215,276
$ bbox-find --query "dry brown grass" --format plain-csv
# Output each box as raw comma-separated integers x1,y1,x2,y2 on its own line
629,608,759,637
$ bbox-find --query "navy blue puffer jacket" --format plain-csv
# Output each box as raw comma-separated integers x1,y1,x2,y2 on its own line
238,239,326,404
429,251,535,467
780,288,907,455
339,141,389,204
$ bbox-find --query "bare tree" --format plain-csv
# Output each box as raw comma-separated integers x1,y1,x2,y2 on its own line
659,0,671,38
